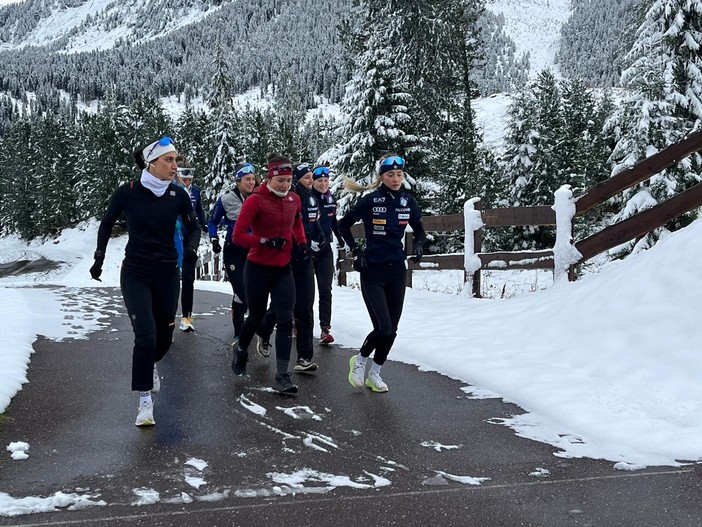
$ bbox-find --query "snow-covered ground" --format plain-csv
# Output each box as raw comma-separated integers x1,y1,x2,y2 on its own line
2,216,702,474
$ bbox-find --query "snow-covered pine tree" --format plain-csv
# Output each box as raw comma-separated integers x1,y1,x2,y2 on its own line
74,95,134,221
0,119,33,237
330,0,422,212
605,0,702,255
238,105,276,171
503,70,565,249
175,102,213,178
28,114,79,238
204,42,240,206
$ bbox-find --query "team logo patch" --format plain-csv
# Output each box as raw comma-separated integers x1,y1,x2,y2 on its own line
400,197,408,207
372,219,386,225
373,225,385,231
398,213,410,219
169,191,176,196
399,220,408,225
309,196,316,206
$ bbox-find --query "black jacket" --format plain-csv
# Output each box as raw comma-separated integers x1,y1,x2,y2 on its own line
96,179,200,267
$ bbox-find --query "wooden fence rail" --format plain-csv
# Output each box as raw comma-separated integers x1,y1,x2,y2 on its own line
336,129,702,296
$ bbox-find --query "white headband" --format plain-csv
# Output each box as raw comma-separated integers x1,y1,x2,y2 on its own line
143,138,177,163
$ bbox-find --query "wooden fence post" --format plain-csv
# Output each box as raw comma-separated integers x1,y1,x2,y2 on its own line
472,198,483,298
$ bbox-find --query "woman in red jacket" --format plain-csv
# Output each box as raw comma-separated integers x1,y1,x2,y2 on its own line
232,153,308,393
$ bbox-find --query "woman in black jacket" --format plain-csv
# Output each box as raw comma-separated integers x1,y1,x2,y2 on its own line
338,154,425,393
90,136,201,426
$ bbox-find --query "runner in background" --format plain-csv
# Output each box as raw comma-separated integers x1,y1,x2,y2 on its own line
208,162,258,344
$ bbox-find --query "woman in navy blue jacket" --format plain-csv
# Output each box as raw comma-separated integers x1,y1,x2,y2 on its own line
310,166,343,345
338,154,425,393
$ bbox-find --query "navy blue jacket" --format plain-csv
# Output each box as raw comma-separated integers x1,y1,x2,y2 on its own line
339,184,425,264
294,182,324,246
97,179,200,267
187,184,207,232
311,188,342,244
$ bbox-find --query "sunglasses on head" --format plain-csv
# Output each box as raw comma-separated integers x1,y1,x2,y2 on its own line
381,155,405,167
146,136,173,160
313,166,330,177
236,163,256,178
177,168,195,178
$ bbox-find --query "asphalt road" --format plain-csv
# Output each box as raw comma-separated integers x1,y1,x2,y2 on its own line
0,288,700,526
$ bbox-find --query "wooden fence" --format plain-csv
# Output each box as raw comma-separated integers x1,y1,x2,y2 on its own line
336,129,702,297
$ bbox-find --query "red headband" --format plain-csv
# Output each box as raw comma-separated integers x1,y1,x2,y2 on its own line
267,161,293,178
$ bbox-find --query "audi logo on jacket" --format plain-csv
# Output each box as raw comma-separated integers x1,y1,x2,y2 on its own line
339,184,425,264
232,181,307,267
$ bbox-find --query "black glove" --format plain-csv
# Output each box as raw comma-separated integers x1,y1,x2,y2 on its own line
352,246,367,272
90,250,104,281
295,242,311,262
201,225,208,234
262,237,286,249
211,238,222,254
184,248,198,263
410,244,423,264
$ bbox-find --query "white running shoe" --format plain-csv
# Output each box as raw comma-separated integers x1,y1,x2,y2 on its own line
348,355,366,388
151,366,161,394
365,370,389,393
135,401,155,426
179,317,194,332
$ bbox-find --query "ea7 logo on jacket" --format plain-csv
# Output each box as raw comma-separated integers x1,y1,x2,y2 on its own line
372,207,386,213
373,197,385,203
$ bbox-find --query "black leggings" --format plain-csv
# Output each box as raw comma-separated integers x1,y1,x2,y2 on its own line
120,262,180,391
259,256,315,360
223,243,248,337
180,256,195,317
312,244,334,329
239,260,295,373
359,261,406,365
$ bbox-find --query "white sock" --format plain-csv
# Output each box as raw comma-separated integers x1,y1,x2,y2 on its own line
139,392,152,405
369,361,382,375
356,353,367,367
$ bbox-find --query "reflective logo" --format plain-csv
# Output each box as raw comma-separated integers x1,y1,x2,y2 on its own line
372,207,387,213
372,219,386,225
373,225,385,231
400,197,408,207
373,197,385,203
309,196,316,206
398,213,410,219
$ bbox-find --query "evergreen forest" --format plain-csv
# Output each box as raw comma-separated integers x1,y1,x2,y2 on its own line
0,0,700,263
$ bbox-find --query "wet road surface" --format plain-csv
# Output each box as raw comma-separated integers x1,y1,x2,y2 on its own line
0,288,700,526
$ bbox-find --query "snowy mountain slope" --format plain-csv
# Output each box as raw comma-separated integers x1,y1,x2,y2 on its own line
1,0,571,74
486,0,572,75
0,0,222,53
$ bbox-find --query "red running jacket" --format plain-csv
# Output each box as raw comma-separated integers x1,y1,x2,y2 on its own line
232,181,306,267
